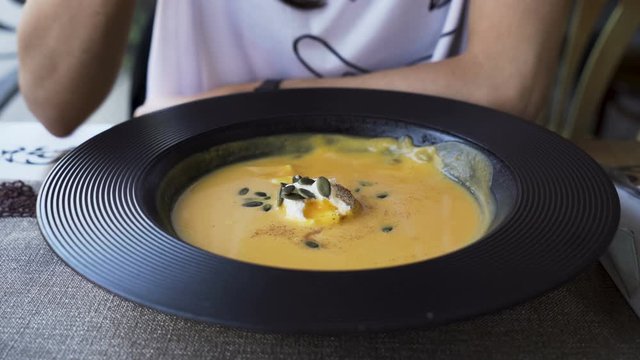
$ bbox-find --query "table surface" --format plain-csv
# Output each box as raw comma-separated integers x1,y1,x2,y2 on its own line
1,139,640,359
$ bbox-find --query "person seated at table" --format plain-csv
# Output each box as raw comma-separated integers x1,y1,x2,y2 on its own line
17,0,570,137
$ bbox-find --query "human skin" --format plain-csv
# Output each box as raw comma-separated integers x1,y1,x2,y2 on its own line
18,0,570,137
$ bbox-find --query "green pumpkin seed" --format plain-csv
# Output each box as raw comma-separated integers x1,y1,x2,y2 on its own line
283,185,295,194
263,196,271,200
382,226,393,233
304,240,320,249
242,201,263,207
317,176,331,197
277,183,285,207
359,180,374,187
376,192,389,199
238,187,250,195
354,188,361,193
283,193,305,201
254,191,267,197
299,177,315,185
298,188,316,199
262,204,272,212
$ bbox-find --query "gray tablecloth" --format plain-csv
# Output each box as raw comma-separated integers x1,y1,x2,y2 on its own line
2,217,640,359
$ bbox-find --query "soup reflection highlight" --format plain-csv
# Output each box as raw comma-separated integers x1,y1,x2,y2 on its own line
171,135,490,270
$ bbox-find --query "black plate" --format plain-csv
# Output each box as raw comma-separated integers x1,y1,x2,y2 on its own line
38,89,619,333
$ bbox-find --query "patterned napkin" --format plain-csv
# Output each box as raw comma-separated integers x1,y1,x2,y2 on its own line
0,122,111,219
0,122,111,182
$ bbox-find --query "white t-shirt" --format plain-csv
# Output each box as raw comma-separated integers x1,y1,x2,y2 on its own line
146,0,467,102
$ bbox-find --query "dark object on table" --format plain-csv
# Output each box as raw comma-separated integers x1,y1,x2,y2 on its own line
0,180,36,217
601,167,640,318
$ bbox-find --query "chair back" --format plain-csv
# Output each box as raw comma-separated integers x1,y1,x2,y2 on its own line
542,0,640,139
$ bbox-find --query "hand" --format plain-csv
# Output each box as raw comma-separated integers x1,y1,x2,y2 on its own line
134,81,261,117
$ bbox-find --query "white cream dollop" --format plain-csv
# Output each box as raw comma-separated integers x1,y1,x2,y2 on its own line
280,177,354,223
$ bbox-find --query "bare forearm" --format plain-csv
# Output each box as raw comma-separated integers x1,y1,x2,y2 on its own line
142,54,545,120
282,55,532,118
287,0,570,121
18,0,135,136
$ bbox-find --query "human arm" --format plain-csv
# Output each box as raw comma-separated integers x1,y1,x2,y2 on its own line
18,0,135,136
140,0,570,121
282,0,571,120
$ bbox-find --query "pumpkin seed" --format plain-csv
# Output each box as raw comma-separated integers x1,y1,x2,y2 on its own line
304,240,320,249
262,204,272,212
242,201,263,207
317,176,331,197
354,188,361,193
382,226,393,233
298,188,316,199
283,193,305,201
359,180,374,187
238,187,250,195
283,185,295,194
299,177,315,185
263,196,271,200
376,192,389,199
254,191,267,197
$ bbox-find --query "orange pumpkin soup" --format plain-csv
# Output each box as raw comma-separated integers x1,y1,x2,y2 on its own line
172,135,490,270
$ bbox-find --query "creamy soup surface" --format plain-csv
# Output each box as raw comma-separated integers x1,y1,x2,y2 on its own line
172,135,489,270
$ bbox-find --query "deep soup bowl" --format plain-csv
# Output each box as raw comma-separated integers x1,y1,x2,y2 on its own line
38,89,619,333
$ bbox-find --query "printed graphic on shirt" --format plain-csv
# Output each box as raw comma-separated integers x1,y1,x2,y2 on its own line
291,0,465,78
146,0,468,100
429,0,452,11
293,34,445,77
293,35,370,78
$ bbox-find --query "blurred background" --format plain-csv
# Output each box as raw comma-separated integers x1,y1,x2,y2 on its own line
0,0,639,138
